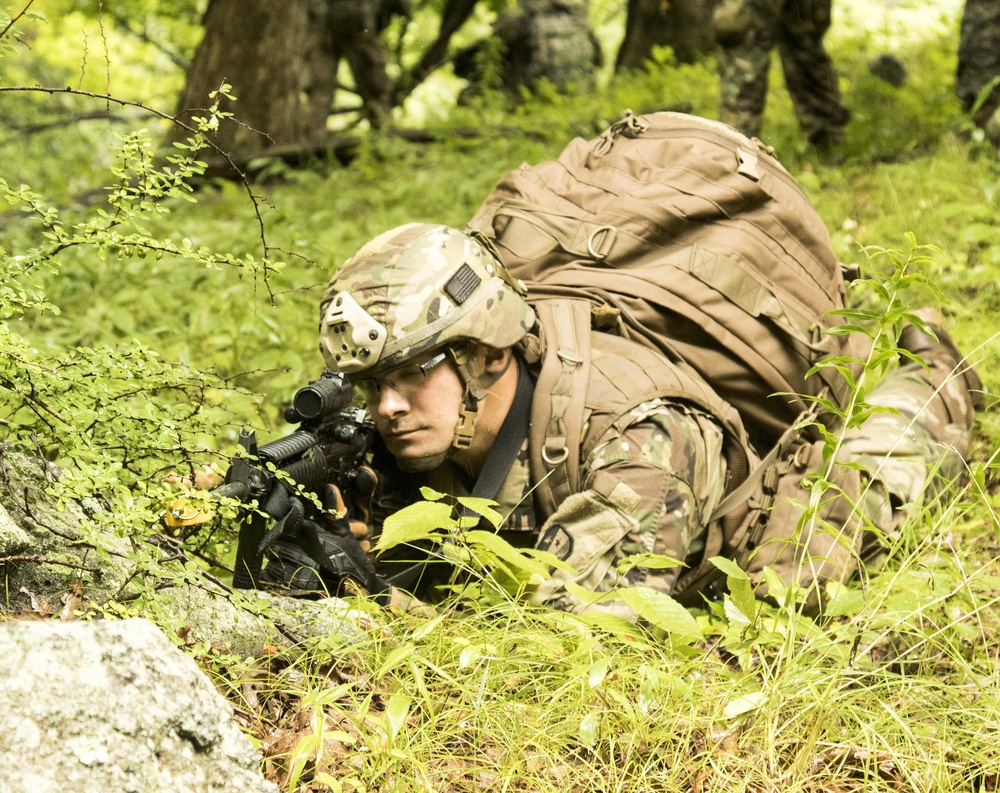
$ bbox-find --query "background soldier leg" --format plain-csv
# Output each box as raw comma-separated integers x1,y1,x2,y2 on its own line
776,0,850,146
716,0,782,139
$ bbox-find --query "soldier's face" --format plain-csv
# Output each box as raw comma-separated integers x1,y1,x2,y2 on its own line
367,351,464,472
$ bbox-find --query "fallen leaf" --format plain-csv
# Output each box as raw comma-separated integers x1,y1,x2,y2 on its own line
20,586,52,617
58,579,86,621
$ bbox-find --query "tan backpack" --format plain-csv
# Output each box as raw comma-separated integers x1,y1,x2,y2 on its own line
468,111,870,605
468,110,866,452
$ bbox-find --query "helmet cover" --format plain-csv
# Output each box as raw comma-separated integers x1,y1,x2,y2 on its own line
320,224,535,375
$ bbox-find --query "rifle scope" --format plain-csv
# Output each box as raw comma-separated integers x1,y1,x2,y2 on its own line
287,370,353,423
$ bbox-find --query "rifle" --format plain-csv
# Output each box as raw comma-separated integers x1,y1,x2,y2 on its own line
214,370,377,590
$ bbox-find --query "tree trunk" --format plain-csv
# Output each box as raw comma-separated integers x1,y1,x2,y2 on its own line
168,0,338,158
616,0,717,70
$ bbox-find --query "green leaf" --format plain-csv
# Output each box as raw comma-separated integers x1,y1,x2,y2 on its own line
462,529,552,578
579,711,600,747
305,683,354,707
728,576,757,622
519,546,576,573
375,501,454,551
455,496,504,529
377,642,415,678
418,486,447,501
587,657,610,689
616,552,685,575
610,587,702,641
385,693,412,743
710,556,749,580
563,580,613,607
570,610,643,638
459,644,480,669
723,691,765,719
410,613,447,642
822,583,866,617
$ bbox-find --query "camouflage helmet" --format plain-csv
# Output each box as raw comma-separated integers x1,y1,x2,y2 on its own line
319,224,535,376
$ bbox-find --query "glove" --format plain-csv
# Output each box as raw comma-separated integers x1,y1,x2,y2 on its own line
320,467,378,551
258,515,389,603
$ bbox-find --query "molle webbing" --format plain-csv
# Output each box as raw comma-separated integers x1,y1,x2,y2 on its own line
528,299,591,516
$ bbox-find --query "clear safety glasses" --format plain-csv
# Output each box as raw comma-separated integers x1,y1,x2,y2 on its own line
351,351,449,404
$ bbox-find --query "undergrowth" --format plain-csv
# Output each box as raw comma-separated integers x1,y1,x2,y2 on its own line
3,1,1000,791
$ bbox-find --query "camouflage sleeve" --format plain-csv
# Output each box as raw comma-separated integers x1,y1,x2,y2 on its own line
531,399,728,617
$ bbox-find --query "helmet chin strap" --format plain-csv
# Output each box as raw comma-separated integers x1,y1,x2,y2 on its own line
446,344,512,453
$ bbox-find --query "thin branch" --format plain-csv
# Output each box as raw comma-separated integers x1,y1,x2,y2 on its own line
2,110,157,136
0,554,102,573
0,85,274,291
0,0,36,41
0,376,72,425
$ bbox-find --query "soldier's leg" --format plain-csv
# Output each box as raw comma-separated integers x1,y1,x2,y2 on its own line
343,33,394,126
715,0,783,138
775,0,850,146
840,314,981,554
956,0,1000,144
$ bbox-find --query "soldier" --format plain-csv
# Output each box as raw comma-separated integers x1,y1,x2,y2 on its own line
713,0,851,146
323,0,408,127
259,224,981,617
956,0,1000,146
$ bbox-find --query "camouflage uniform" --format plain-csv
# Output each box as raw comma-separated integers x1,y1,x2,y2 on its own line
714,0,850,145
842,324,980,555
956,0,1000,144
528,344,976,617
492,0,600,93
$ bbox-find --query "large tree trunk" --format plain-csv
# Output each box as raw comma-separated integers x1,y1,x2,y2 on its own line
168,0,338,158
616,0,717,70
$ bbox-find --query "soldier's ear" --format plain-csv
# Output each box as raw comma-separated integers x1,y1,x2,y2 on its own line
481,345,511,374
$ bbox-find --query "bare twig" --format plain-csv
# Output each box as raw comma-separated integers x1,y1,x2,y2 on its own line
2,110,154,136
0,554,101,573
0,376,71,425
0,85,274,290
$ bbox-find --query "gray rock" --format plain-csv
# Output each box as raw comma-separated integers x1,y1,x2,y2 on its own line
0,443,363,660
0,619,277,793
0,445,133,612
161,585,362,658
0,499,31,555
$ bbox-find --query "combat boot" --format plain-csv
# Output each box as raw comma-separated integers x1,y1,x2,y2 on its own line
898,308,985,430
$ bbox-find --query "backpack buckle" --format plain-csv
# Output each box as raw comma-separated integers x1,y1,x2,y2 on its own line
542,444,569,467
587,225,616,259
736,147,761,181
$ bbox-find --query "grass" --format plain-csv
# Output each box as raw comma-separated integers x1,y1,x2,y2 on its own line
4,0,1000,790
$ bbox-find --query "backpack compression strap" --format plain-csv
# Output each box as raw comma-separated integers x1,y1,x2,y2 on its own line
527,299,592,516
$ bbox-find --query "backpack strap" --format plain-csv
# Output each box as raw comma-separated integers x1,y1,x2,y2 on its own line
528,299,592,517
529,300,760,562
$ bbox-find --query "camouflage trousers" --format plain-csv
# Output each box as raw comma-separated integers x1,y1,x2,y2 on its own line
841,355,976,559
714,0,850,145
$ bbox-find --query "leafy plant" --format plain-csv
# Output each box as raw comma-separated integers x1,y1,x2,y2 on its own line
5,2,1000,791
